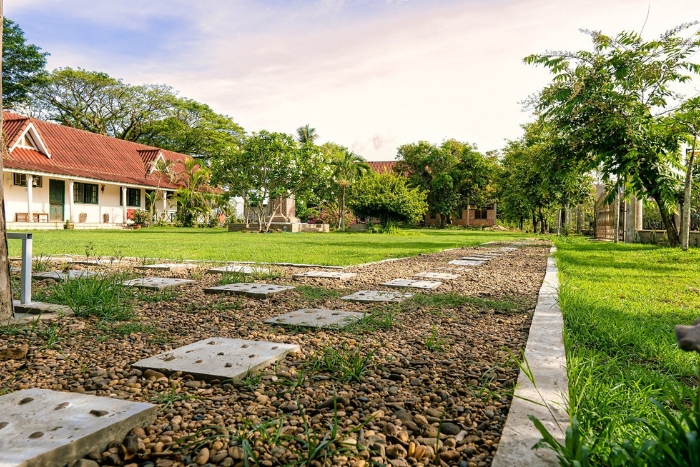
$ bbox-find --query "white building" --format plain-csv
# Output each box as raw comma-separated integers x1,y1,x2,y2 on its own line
2,112,191,229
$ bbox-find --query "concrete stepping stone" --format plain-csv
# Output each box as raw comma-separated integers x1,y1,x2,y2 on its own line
460,256,493,261
132,338,300,381
341,290,413,303
449,259,485,266
204,283,295,299
207,265,267,274
381,279,442,290
500,247,518,251
32,270,100,281
70,259,122,266
136,263,197,272
13,300,72,315
0,388,156,467
265,309,365,328
414,272,460,280
293,270,357,280
122,277,195,290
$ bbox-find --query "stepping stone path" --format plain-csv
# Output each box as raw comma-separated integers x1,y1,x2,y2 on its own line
136,263,197,272
204,283,295,299
132,338,300,381
32,270,100,281
414,272,460,280
341,290,413,303
13,300,72,315
449,259,485,266
0,388,156,467
293,270,357,280
381,279,442,290
122,277,195,290
265,309,365,328
70,259,118,266
207,265,267,274
460,256,493,261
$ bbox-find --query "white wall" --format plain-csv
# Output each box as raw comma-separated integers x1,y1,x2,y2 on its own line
4,172,50,221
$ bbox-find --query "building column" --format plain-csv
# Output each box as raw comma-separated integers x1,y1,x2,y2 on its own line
26,175,33,222
161,191,167,212
68,180,75,222
635,199,643,231
121,187,127,224
624,197,636,243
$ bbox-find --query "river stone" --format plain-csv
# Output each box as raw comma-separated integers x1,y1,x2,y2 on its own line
204,283,295,299
265,309,365,328
122,277,195,290
381,279,442,290
0,389,156,467
131,338,300,381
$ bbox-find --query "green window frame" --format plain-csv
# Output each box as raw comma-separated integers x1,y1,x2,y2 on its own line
73,182,98,204
120,188,141,207
13,174,42,187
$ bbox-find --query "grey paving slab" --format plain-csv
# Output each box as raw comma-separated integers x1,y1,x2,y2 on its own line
340,290,413,303
265,309,365,328
381,279,442,290
136,263,198,272
69,259,116,266
32,270,100,281
13,300,72,315
293,270,358,280
207,265,268,275
460,256,493,261
500,247,518,251
448,259,486,266
204,283,295,299
0,388,157,467
122,277,195,290
132,338,300,381
413,272,460,280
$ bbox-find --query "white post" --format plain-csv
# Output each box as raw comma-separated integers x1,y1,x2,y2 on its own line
121,187,127,224
26,174,33,222
20,234,31,304
68,180,75,223
162,191,167,213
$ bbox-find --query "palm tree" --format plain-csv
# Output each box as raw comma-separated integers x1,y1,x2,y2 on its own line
148,157,176,219
331,149,369,231
296,124,318,145
175,157,211,226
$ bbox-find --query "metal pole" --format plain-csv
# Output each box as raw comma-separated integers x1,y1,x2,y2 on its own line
20,234,31,304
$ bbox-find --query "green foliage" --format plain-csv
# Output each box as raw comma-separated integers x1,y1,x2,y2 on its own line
348,172,428,227
2,18,48,107
425,325,446,352
175,157,212,226
396,139,496,227
39,273,134,321
308,344,374,382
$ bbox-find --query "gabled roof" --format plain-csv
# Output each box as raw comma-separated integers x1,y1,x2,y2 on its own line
367,161,397,174
2,112,189,189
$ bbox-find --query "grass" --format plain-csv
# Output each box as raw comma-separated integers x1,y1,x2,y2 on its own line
7,226,528,266
553,237,700,460
308,344,375,382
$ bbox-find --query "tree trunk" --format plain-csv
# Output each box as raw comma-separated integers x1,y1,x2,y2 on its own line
0,7,14,323
682,136,697,251
532,212,537,233
653,193,681,246
439,214,446,229
556,209,562,235
538,208,545,234
576,206,583,234
264,199,282,233
613,188,620,244
341,187,346,232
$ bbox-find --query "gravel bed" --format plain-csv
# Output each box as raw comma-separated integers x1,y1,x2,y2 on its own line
1,242,550,467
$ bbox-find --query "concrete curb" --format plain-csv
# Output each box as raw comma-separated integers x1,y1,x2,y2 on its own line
492,246,569,467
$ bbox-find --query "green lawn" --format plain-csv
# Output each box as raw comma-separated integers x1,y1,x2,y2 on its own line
8,227,528,266
554,237,700,458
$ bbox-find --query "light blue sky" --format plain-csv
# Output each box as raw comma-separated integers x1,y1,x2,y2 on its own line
8,0,700,160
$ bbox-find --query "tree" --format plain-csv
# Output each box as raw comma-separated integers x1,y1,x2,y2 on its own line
147,158,176,220
524,24,700,245
174,157,211,226
396,139,494,228
671,97,700,250
296,124,318,145
349,172,428,227
3,18,48,108
331,148,369,231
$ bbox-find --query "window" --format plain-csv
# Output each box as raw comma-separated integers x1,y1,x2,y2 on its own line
475,208,489,220
13,174,42,188
120,188,141,207
16,133,37,150
74,182,98,204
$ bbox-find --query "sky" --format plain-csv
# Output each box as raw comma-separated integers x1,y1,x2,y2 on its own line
7,0,700,161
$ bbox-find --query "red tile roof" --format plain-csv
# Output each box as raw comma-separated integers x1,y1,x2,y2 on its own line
367,161,396,174
1,112,189,189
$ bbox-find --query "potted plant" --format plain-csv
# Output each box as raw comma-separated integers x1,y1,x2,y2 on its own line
64,220,74,230
132,209,150,228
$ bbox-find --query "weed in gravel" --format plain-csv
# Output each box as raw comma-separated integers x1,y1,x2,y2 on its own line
345,307,398,334
425,325,446,352
39,322,61,349
220,271,250,285
308,344,374,382
136,288,178,303
109,249,125,265
211,297,241,311
232,369,265,392
150,383,198,412
33,254,52,272
42,273,134,321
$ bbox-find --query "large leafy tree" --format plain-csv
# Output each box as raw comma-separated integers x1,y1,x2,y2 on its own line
524,24,700,245
396,139,494,227
349,172,428,227
331,148,369,231
3,18,48,108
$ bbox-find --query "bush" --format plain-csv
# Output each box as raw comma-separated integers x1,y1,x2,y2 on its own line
132,210,151,226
